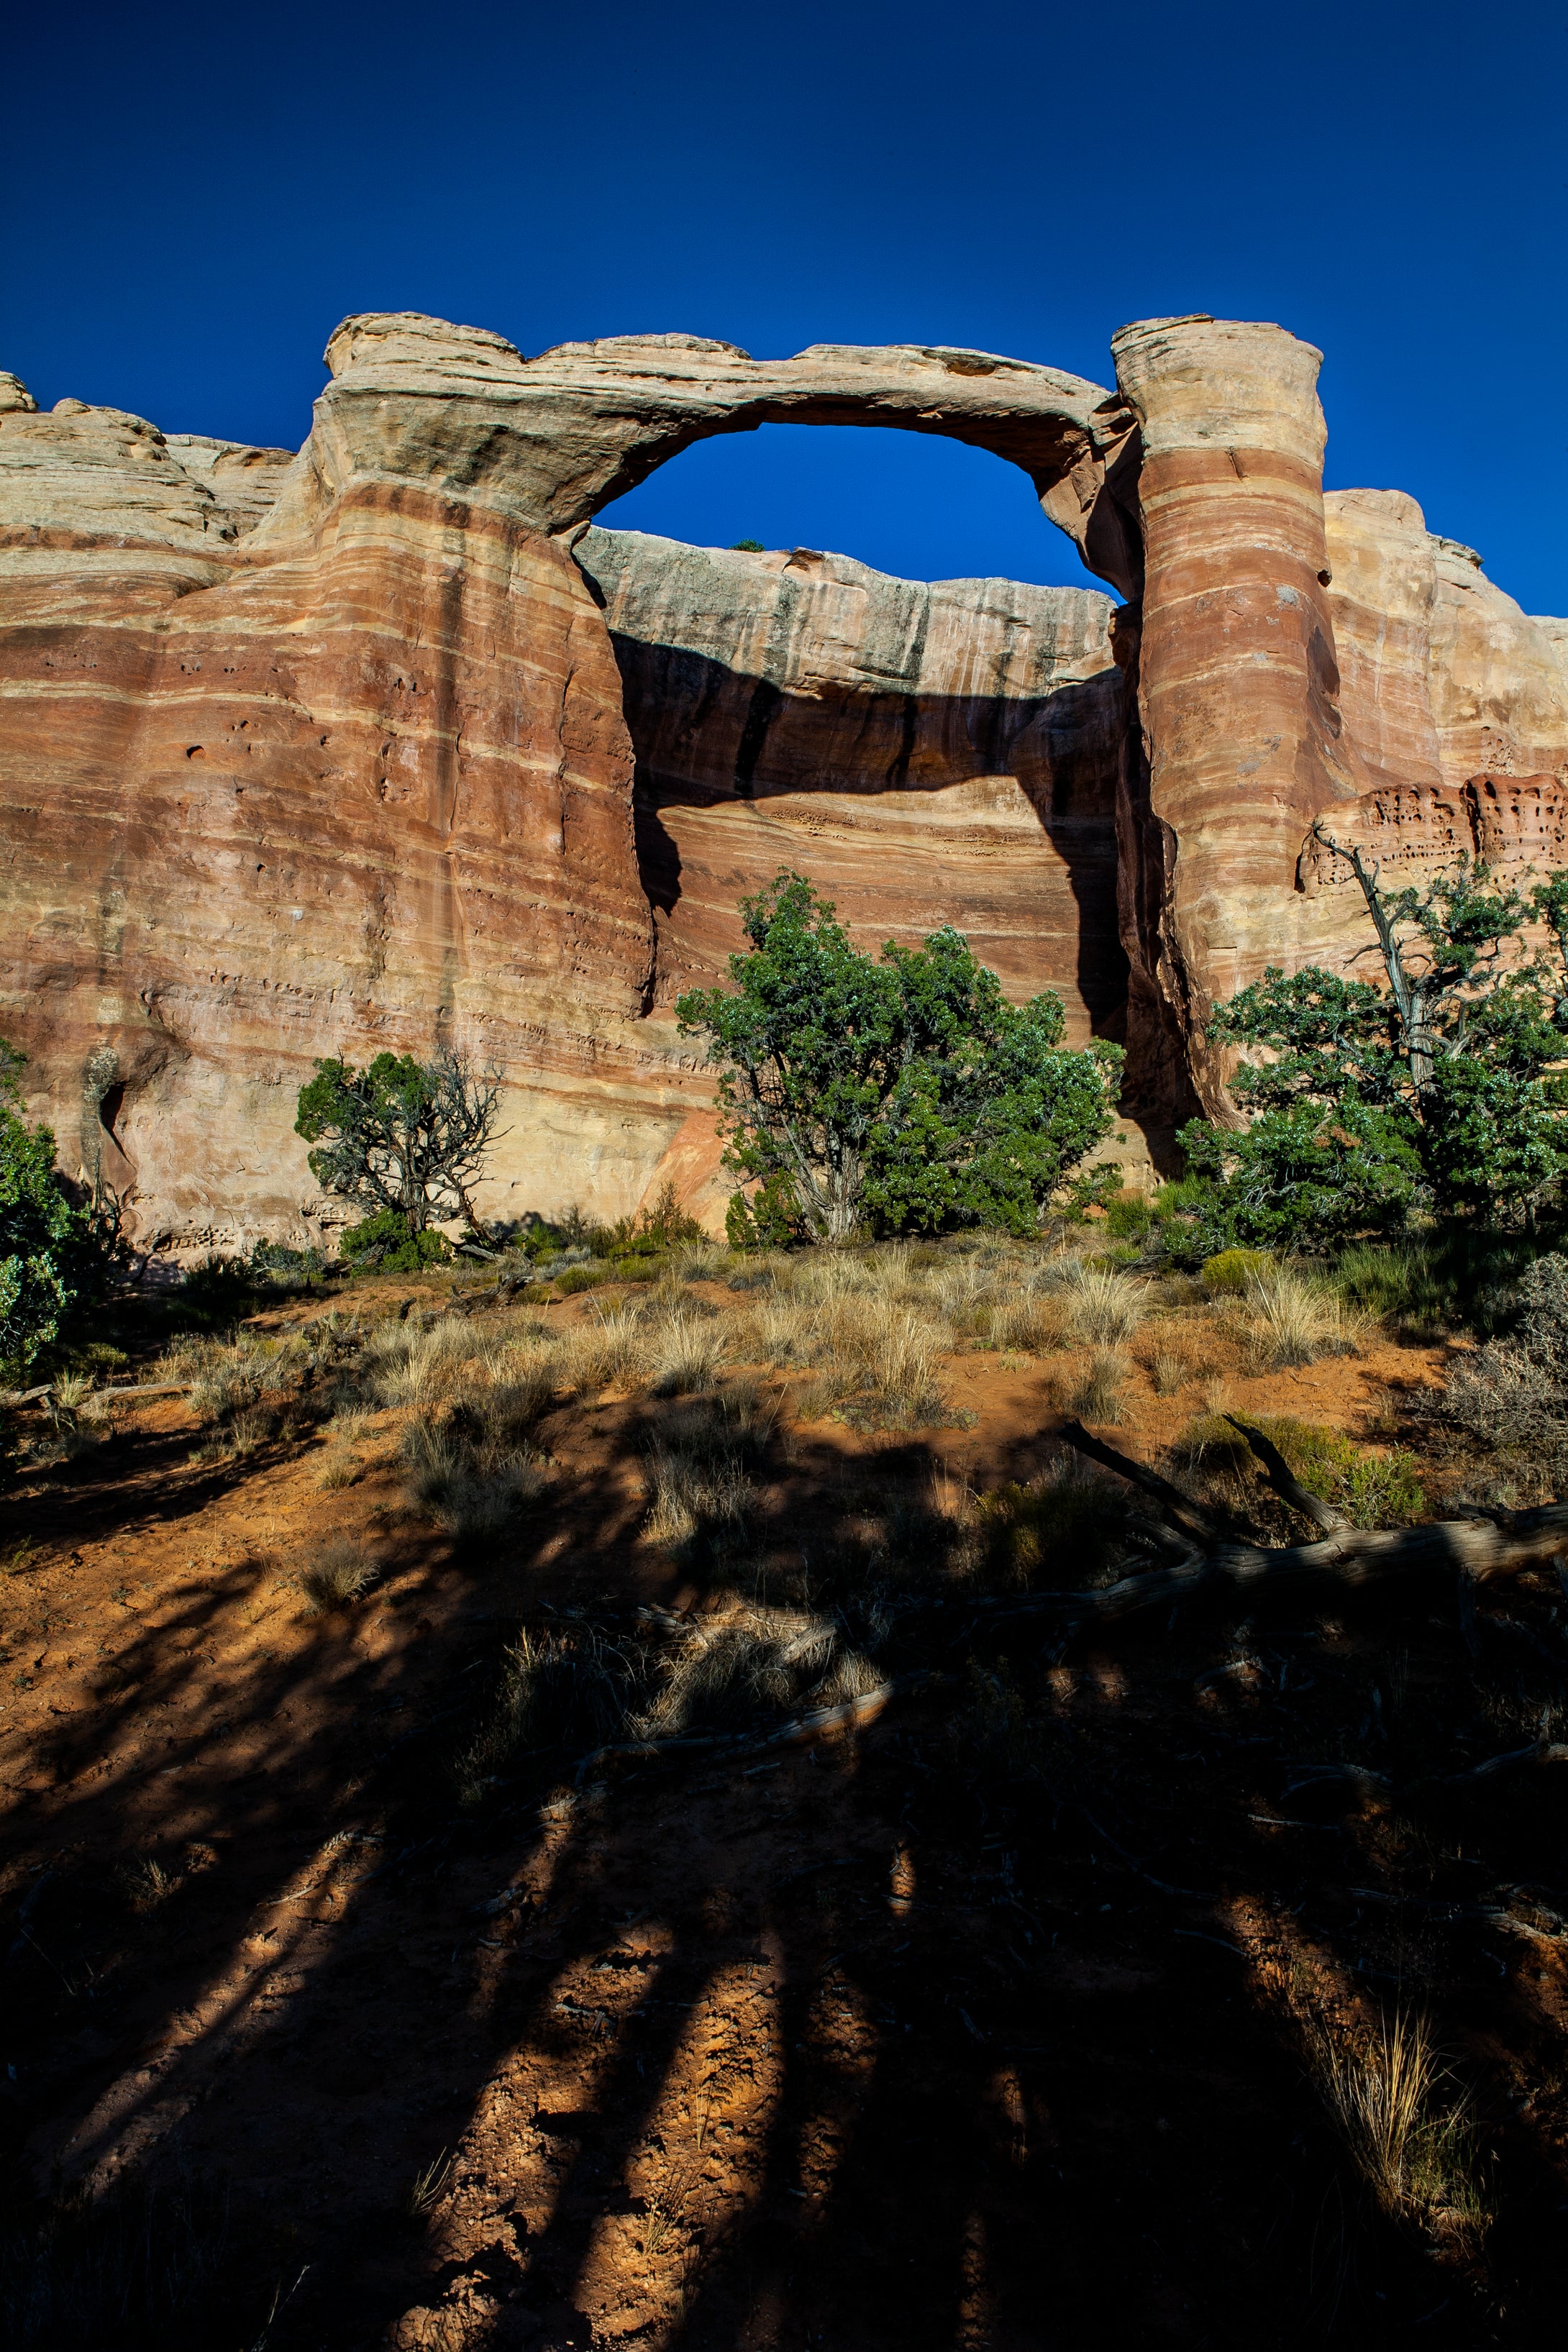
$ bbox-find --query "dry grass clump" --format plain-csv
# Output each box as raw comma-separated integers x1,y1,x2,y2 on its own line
555,1302,643,1396
1236,1263,1361,1370
641,1384,774,1551
1311,2010,1486,2235
644,1447,752,1549
166,1331,302,1431
975,1458,1132,1592
985,1284,1069,1355
364,1318,481,1409
1147,1346,1191,1397
750,1289,949,1427
1052,1258,1149,1346
454,1623,634,1802
314,1408,373,1490
628,1598,882,1741
298,1539,379,1614
644,1305,727,1397
1065,1346,1128,1424
401,1414,547,1536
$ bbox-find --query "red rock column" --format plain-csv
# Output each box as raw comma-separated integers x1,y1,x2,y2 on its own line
1110,315,1364,1123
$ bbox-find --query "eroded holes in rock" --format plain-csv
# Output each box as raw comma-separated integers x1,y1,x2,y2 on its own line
99,1081,125,1141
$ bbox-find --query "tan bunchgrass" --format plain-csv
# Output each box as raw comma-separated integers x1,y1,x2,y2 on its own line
643,1449,752,1548
1313,2010,1485,2233
629,1600,878,1740
1054,1259,1149,1346
299,1539,379,1614
557,1303,644,1395
645,1308,727,1397
1067,1347,1127,1424
1241,1264,1360,1370
401,1416,547,1536
1149,1347,1190,1398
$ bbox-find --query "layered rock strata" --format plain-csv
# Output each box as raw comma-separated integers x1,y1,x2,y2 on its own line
0,311,1564,1241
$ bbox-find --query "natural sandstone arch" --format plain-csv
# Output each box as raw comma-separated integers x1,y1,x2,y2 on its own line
2,309,1564,1244
264,314,1145,597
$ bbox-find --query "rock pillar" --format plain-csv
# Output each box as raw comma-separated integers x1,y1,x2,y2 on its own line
1109,315,1362,1126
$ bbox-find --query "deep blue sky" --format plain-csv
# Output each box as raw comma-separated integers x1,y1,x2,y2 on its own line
6,0,1564,611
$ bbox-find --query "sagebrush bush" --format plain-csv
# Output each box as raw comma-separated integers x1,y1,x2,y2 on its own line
1438,1250,1568,1470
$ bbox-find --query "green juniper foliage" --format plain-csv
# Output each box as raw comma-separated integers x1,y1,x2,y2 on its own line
296,1050,502,1248
0,1041,124,1380
1180,835,1568,1252
677,872,1121,1241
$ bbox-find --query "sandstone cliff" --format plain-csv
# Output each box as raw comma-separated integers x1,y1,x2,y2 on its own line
0,313,1563,1243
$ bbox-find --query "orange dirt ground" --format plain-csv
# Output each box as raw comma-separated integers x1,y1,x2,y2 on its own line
4,1275,1568,2348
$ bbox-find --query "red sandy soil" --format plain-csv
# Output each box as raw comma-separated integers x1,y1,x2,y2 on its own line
4,1277,1567,2348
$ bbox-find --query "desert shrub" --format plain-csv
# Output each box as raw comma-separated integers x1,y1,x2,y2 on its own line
1174,1413,1424,1528
340,1207,452,1273
1438,1249,1568,1467
0,1041,125,1381
1200,1247,1273,1296
299,1539,379,1613
975,1460,1131,1590
1100,1188,1154,1242
595,1180,707,1267
726,1170,807,1251
554,1263,609,1297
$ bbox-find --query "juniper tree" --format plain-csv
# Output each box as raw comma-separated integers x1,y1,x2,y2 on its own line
1180,831,1568,1249
295,1050,503,1242
676,872,1122,1242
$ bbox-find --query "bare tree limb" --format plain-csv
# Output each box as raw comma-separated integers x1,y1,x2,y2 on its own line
1225,1416,1350,1533
1058,1421,1229,1545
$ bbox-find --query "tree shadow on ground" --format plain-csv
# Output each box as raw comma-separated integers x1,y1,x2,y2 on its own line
4,1401,1567,2349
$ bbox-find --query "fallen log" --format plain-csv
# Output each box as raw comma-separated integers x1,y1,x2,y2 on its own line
1052,1422,1568,1632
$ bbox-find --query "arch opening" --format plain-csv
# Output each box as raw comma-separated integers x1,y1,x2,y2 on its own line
595,422,1124,598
